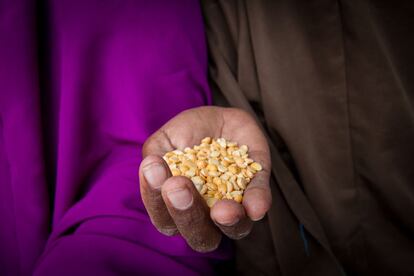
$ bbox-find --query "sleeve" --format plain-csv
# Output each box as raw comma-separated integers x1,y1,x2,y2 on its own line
201,1,343,275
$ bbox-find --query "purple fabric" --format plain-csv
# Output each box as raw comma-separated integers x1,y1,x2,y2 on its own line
0,0,230,275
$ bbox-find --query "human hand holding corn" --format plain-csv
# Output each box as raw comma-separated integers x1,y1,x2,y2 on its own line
139,106,271,252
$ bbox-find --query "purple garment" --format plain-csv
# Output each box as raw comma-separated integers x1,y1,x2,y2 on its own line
0,0,230,275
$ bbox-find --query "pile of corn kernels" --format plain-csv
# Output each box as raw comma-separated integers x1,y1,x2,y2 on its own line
163,137,262,207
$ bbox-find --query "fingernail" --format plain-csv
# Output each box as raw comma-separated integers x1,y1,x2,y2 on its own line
252,214,265,222
216,217,240,227
167,188,193,210
143,163,166,189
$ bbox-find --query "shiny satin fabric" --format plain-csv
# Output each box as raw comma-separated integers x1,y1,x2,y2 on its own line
0,1,230,275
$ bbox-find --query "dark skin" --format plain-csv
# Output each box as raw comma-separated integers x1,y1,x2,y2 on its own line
139,106,271,252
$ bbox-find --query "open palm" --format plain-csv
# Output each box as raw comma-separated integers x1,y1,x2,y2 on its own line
139,106,271,252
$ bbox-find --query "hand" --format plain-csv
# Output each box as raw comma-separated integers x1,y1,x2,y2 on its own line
139,106,271,252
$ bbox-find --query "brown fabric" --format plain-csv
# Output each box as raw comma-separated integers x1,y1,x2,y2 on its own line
202,1,414,275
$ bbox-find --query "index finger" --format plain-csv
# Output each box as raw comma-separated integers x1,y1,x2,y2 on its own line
161,176,222,252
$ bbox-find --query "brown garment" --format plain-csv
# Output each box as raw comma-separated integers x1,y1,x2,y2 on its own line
201,1,414,275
